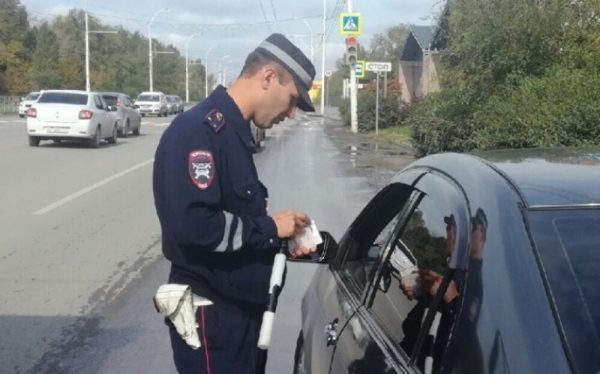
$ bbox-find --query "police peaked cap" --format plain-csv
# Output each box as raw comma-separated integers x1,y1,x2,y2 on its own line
255,33,317,112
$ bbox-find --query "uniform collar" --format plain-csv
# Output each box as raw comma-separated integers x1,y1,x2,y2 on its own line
210,85,254,148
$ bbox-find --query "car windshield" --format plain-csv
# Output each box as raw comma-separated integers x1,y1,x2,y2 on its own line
26,93,40,100
137,95,159,101
37,92,88,105
528,208,600,373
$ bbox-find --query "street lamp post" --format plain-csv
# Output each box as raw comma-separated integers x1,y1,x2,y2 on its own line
148,8,169,92
85,11,117,91
218,55,231,87
204,45,216,98
185,33,201,103
320,0,327,115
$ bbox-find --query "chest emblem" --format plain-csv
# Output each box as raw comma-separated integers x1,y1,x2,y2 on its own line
188,150,215,190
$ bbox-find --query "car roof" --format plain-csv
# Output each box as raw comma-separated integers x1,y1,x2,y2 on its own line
41,90,91,95
406,149,600,208
99,92,125,96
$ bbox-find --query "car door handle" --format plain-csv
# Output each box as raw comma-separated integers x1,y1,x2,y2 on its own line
325,318,339,346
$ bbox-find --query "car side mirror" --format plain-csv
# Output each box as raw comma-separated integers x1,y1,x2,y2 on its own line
133,104,139,109
107,105,117,112
288,231,338,264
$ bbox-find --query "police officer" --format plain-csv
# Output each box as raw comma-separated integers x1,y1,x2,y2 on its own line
153,33,317,374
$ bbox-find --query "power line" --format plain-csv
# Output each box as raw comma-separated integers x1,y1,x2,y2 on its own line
315,0,345,51
27,8,320,33
268,0,281,32
257,0,273,32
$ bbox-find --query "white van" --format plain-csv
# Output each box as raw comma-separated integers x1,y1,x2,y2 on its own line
135,91,168,117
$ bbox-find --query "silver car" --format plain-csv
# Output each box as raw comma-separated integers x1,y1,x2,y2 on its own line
26,90,119,148
100,92,142,137
167,95,184,114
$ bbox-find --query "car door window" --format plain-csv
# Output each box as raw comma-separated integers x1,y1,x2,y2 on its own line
337,182,416,299
94,96,104,110
368,173,469,372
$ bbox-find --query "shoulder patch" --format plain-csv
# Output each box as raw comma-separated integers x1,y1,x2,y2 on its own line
189,150,215,190
204,109,225,133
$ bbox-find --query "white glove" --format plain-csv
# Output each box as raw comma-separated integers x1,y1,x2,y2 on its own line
153,284,213,349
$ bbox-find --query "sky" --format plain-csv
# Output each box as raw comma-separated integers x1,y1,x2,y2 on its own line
19,0,444,78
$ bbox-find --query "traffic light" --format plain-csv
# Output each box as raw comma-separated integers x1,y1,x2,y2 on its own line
345,36,358,66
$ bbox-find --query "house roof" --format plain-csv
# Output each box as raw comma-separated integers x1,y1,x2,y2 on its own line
410,25,435,51
400,25,436,61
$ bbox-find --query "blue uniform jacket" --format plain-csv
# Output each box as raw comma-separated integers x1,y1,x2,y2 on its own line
153,85,281,311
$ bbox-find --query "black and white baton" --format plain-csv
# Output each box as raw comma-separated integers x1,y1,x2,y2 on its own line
258,240,288,350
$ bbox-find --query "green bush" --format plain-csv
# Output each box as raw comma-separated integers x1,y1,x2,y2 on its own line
474,67,600,149
338,98,350,126
408,67,600,155
407,90,477,157
338,92,406,132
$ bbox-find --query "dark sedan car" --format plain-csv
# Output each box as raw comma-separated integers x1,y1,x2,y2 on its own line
294,150,600,374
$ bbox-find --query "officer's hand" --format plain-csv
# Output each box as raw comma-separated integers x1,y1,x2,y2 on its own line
289,245,316,259
271,209,310,238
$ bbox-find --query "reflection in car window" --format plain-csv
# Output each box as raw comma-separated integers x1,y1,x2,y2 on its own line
37,92,88,105
528,209,600,374
370,193,463,372
339,183,413,295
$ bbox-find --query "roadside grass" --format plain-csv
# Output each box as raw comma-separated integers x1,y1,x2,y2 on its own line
368,125,412,148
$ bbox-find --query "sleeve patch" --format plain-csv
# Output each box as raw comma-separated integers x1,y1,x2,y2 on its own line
189,150,215,190
204,109,225,132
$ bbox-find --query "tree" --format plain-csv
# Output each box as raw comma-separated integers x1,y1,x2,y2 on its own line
0,0,31,94
408,0,600,155
0,3,210,97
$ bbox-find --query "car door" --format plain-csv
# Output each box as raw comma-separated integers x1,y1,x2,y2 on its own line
93,95,111,137
307,169,423,374
125,96,141,128
331,170,471,374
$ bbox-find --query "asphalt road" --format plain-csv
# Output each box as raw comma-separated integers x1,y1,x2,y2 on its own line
0,111,380,373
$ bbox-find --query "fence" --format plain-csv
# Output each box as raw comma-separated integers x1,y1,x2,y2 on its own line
0,96,21,114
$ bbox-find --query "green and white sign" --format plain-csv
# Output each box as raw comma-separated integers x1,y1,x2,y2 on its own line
339,13,362,36
355,60,365,78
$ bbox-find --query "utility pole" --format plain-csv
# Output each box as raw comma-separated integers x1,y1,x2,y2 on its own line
348,0,358,133
148,8,169,92
319,0,326,115
204,45,216,98
185,33,200,103
85,11,117,92
85,12,90,92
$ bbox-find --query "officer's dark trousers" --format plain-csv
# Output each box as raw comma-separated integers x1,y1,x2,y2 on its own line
168,302,267,374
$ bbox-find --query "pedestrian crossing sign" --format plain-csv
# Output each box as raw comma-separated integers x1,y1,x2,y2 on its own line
339,13,362,36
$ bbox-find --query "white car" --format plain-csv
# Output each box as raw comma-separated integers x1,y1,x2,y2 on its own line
18,92,41,118
26,90,119,148
134,91,168,117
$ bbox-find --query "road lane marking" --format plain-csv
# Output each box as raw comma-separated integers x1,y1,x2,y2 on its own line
33,158,154,215
142,122,171,127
